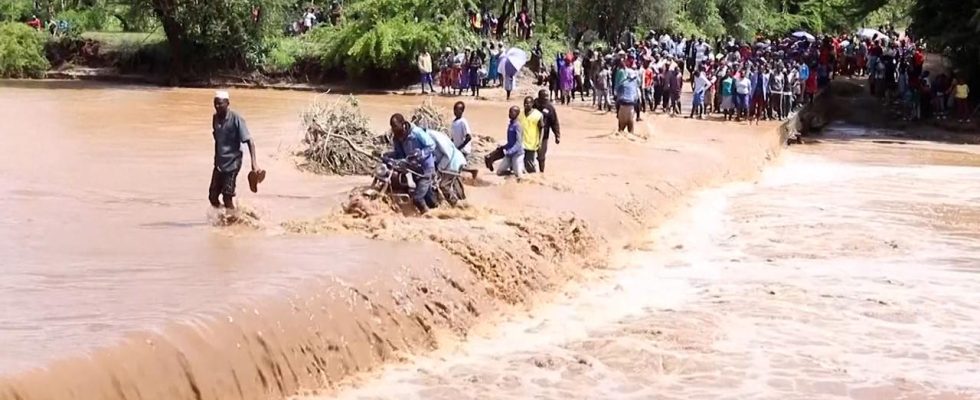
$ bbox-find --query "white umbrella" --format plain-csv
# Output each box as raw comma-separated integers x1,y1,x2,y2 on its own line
856,28,888,41
501,47,528,77
792,31,815,41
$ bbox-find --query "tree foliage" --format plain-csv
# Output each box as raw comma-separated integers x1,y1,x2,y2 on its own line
0,0,33,22
308,0,471,79
142,0,291,77
0,22,51,78
907,0,980,85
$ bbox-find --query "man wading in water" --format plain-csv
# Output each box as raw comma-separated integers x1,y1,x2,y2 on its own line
210,91,260,210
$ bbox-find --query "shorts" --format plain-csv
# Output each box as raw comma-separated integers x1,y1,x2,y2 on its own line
693,91,705,106
617,102,635,125
209,167,240,198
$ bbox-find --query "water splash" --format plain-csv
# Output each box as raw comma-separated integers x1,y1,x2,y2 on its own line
318,143,980,400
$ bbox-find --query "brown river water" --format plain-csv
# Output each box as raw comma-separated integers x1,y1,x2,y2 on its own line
2,81,979,399
0,81,416,374
314,135,980,399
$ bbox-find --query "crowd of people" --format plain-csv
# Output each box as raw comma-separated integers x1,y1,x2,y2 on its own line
426,28,972,134
417,43,514,97
22,14,72,36
466,6,534,40
377,91,560,214
285,1,342,35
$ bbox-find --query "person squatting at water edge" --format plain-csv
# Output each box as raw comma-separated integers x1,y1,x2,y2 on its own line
484,106,526,178
210,91,261,210
484,91,560,176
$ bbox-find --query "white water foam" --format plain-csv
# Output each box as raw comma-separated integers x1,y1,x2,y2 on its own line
310,144,980,400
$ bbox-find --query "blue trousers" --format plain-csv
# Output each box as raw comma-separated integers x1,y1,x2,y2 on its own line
412,174,437,213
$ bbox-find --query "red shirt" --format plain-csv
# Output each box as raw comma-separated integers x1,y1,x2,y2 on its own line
913,51,925,67
643,68,654,88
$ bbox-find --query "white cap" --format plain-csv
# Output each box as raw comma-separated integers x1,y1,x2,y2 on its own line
214,90,230,100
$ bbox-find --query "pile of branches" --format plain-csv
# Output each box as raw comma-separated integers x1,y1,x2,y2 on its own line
410,98,449,133
299,95,390,175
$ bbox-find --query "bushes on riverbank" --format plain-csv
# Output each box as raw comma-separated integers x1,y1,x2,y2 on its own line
0,22,50,78
304,0,473,84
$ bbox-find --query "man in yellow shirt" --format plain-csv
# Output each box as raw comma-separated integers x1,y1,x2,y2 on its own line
954,78,971,123
519,96,544,173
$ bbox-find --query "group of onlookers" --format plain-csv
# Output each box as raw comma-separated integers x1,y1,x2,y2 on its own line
286,2,342,35
23,14,71,36
418,42,512,98
467,6,534,40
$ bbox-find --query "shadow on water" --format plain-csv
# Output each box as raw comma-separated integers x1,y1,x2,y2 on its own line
140,221,209,229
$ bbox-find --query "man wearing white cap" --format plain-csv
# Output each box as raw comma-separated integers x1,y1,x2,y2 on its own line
210,90,260,209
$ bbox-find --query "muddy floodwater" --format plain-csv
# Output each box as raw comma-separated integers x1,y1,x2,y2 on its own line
320,136,980,399
2,80,978,399
0,81,433,374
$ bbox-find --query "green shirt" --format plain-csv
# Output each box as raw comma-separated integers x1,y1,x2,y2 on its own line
721,77,734,96
614,68,626,91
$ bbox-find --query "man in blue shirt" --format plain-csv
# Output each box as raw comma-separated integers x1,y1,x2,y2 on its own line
496,106,525,178
387,114,438,214
616,69,641,133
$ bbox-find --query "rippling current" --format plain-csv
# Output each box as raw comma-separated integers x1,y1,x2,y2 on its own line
319,137,980,400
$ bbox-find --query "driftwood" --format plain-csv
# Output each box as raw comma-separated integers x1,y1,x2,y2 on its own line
299,95,390,175
410,97,450,133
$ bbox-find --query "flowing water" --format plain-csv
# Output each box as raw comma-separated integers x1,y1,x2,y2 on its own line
322,137,980,399
0,81,423,374
3,80,979,399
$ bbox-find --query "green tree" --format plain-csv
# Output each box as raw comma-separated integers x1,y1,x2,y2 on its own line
0,0,34,22
0,22,51,78
142,0,291,82
309,0,471,81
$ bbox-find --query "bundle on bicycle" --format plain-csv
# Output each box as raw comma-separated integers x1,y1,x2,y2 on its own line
373,114,468,215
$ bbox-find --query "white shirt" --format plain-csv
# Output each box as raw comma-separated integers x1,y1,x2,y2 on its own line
736,77,751,95
695,43,709,60
693,74,712,93
451,117,472,155
303,12,316,27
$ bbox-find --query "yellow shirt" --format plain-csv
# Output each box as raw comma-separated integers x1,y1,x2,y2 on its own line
955,84,970,100
520,109,543,151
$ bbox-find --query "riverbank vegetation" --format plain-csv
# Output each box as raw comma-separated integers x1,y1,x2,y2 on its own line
0,0,974,90
0,22,50,78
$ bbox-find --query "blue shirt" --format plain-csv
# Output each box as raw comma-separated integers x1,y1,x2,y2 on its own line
617,75,641,103
504,119,524,157
391,124,436,175
799,64,810,81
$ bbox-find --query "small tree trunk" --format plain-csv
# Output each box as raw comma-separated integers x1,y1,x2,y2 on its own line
541,0,547,26
498,0,515,37
151,0,183,85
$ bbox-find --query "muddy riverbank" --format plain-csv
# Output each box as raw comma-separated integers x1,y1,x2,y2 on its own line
0,81,782,399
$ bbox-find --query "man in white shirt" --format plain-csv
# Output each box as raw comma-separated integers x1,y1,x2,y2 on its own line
690,70,713,119
450,101,479,178
302,8,316,32
417,49,433,94
695,39,710,69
